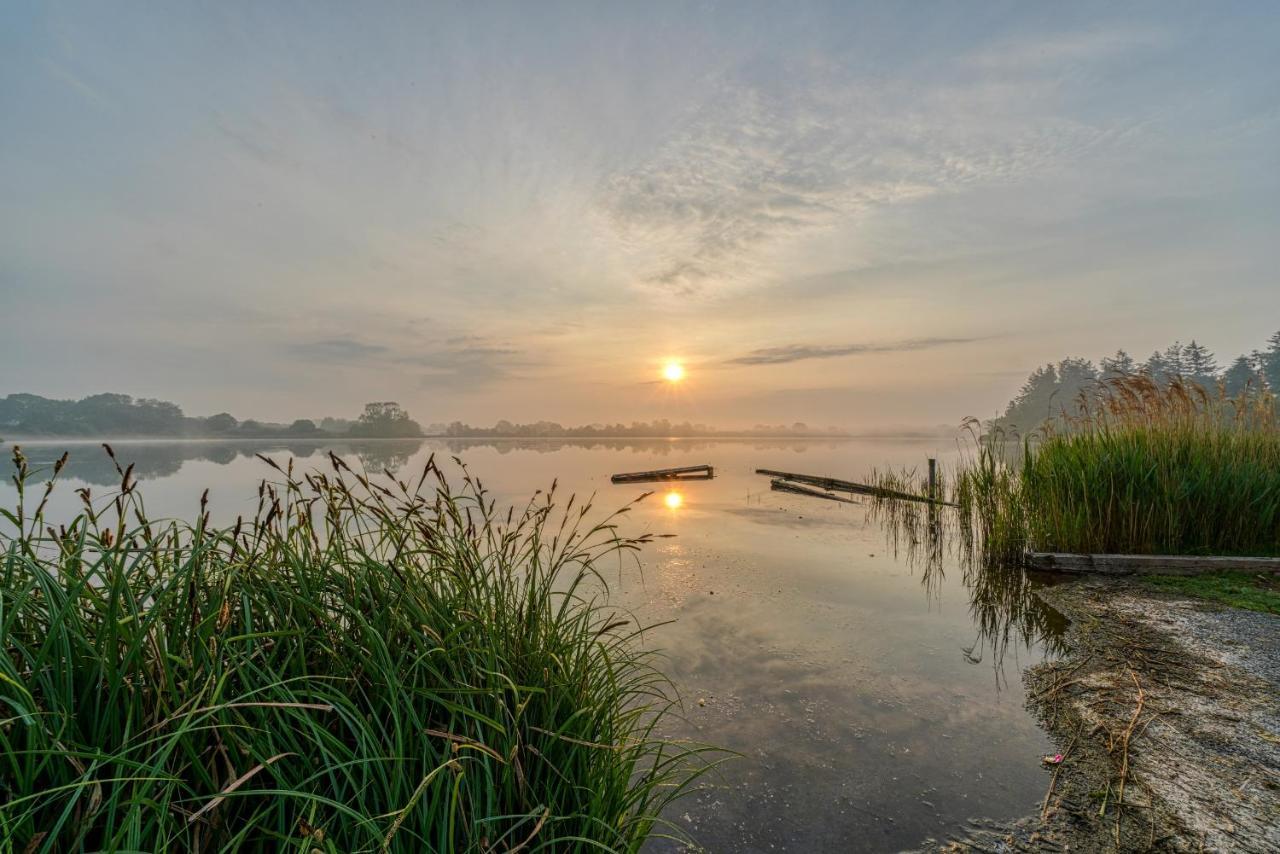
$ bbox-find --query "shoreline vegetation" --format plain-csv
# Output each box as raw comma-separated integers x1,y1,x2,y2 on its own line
2,394,908,442
865,371,1280,615
874,374,1280,566
0,447,711,851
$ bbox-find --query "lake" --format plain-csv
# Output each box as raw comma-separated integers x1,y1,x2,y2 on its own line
1,437,1063,852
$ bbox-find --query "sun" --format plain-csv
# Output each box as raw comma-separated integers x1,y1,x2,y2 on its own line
663,490,683,509
662,361,685,382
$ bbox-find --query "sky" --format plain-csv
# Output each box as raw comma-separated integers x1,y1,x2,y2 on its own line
2,1,1278,430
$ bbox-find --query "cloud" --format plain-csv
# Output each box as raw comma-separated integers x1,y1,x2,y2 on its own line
966,27,1167,72
290,338,390,361
41,59,114,111
727,337,979,366
403,343,530,390
600,59,1122,297
286,327,530,391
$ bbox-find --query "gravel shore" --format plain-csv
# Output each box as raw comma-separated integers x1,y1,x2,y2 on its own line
917,577,1280,853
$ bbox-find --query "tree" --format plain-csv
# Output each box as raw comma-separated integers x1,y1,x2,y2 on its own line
1143,341,1190,384
206,412,238,432
997,358,1098,431
1100,350,1137,377
1223,355,1261,396
1182,340,1218,383
1258,330,1280,391
288,419,318,435
351,402,424,438
1143,350,1170,382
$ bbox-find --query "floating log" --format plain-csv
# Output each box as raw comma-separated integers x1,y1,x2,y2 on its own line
1027,553,1280,576
611,464,714,484
769,479,860,504
755,469,954,506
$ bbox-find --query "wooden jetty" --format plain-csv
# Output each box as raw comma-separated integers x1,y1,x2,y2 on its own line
769,479,860,504
611,464,714,484
755,469,954,506
1027,552,1280,576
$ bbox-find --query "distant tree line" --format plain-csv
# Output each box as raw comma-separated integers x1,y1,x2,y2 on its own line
996,330,1280,432
0,395,425,439
435,419,849,438
0,397,852,440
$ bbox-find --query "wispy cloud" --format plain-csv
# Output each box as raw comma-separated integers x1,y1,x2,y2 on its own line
600,59,1122,297
41,59,114,111
289,335,529,391
403,343,531,390
727,337,979,366
966,27,1166,71
290,338,390,361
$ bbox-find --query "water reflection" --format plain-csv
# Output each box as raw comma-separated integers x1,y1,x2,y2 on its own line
869,493,1068,679
9,439,429,486
433,437,854,455
6,437,862,487
3,437,1060,850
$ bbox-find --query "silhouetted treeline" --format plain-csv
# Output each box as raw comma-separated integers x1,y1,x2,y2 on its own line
0,394,424,439
996,330,1280,432
435,419,849,438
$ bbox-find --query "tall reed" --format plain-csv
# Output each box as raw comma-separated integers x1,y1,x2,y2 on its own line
958,376,1280,558
0,447,709,852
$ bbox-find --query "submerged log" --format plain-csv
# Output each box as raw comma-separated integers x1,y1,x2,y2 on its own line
755,469,954,506
769,479,860,504
611,464,714,484
1027,552,1280,576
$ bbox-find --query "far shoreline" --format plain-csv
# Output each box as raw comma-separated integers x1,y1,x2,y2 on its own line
1,432,957,444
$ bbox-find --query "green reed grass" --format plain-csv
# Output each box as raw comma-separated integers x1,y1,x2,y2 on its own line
957,376,1280,558
0,446,711,852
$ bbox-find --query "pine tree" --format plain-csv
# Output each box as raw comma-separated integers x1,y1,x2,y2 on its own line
1259,330,1280,391
1100,349,1136,377
1162,341,1187,376
1143,350,1170,382
1223,355,1260,396
1182,340,1218,382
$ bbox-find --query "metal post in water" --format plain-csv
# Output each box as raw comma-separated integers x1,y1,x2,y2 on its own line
927,457,937,499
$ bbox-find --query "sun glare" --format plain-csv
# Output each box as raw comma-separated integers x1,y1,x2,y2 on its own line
662,361,685,382
663,490,683,509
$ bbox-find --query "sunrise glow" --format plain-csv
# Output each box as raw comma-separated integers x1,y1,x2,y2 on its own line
663,490,683,509
662,361,685,383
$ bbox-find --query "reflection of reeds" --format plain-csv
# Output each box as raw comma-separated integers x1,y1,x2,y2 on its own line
0,446,712,851
868,375,1280,675
870,440,1070,676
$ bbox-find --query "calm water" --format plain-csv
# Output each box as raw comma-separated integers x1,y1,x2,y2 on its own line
1,438,1063,852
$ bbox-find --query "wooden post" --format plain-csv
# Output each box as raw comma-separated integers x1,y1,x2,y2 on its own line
927,458,937,499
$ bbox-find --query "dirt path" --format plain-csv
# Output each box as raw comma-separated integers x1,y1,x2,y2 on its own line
918,578,1280,853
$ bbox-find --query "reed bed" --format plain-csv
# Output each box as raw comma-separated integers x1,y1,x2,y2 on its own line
0,446,709,852
957,376,1280,559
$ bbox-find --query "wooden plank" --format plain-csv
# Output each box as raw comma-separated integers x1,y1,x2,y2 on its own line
769,479,861,504
754,469,954,506
1027,552,1280,576
611,465,714,484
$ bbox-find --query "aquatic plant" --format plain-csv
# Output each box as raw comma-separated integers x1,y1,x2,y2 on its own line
1020,375,1280,555
0,447,710,852
958,375,1280,558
